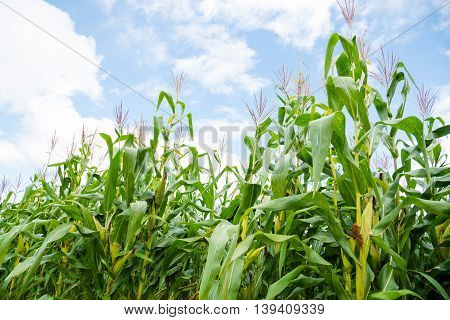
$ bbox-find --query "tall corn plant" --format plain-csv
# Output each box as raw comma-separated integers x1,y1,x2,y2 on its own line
198,33,450,300
0,31,449,300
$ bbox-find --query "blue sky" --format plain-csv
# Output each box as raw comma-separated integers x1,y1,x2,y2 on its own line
1,0,450,181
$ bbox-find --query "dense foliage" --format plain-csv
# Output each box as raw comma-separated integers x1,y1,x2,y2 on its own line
0,32,449,300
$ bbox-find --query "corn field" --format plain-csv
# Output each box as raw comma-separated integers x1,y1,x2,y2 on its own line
0,31,449,300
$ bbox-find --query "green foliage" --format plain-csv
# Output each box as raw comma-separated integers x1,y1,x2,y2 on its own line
0,31,449,300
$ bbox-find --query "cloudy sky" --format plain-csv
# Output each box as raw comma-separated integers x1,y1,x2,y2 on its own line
1,0,450,181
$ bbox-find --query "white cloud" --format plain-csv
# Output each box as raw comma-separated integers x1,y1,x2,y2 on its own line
0,140,24,164
101,0,449,97
122,0,337,94
0,1,102,103
131,78,171,102
197,0,336,49
130,0,336,49
349,1,450,50
117,23,169,66
173,23,268,94
351,0,430,47
0,0,114,176
97,0,117,13
215,106,245,121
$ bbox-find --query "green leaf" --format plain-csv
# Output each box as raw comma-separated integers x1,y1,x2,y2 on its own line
200,222,239,300
255,232,295,245
371,236,407,270
360,159,382,208
302,242,331,266
412,271,449,300
402,197,450,216
324,33,340,78
102,151,122,212
157,91,176,113
426,124,450,141
309,113,335,190
369,289,421,300
382,176,400,214
271,155,291,198
0,223,27,267
266,265,306,299
125,201,147,250
255,192,359,264
221,257,244,300
233,182,261,223
123,147,137,206
377,117,424,151
100,133,114,162
327,77,369,130
231,235,255,261
294,113,320,127
372,206,401,237
2,223,73,293
186,113,194,139
373,91,389,121
401,167,450,178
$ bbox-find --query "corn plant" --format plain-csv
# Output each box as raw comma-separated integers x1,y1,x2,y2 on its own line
0,31,449,300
